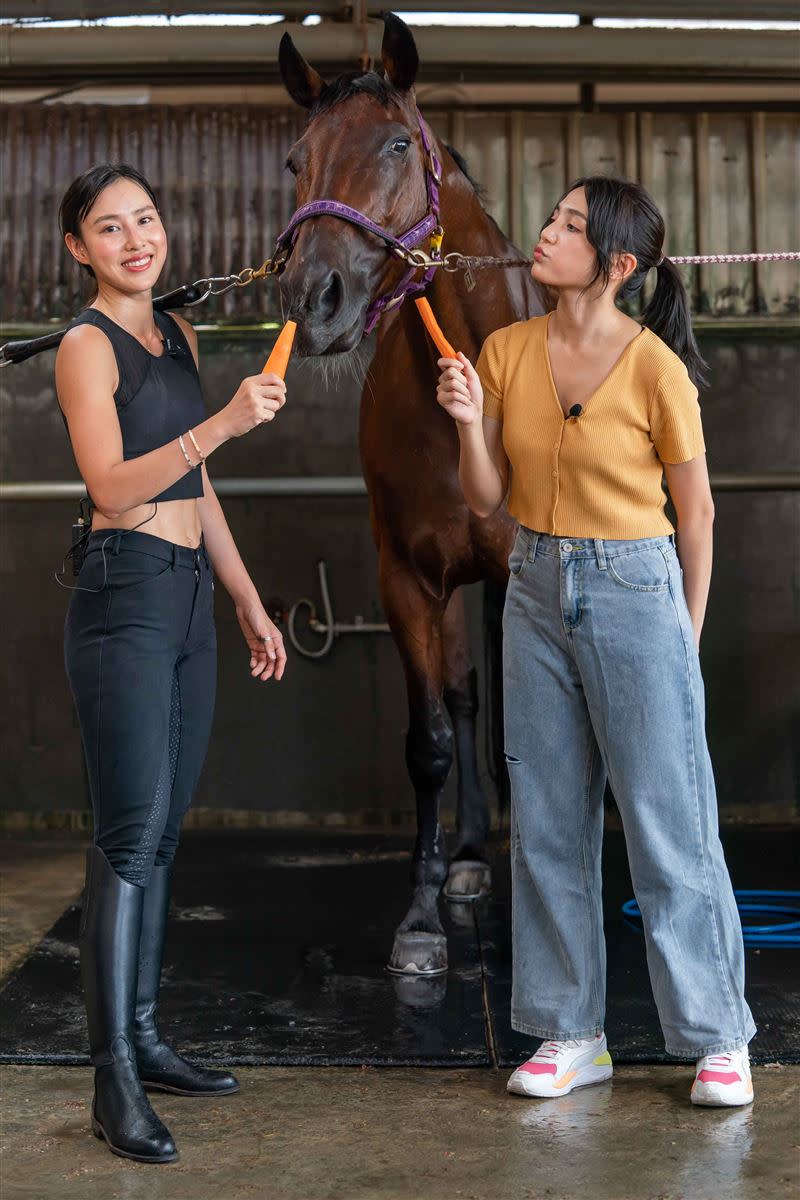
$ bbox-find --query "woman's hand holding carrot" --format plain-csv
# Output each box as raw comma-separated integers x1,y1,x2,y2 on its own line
215,320,296,440
218,374,287,438
436,353,484,427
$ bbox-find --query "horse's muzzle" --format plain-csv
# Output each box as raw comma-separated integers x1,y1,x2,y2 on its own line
280,263,371,357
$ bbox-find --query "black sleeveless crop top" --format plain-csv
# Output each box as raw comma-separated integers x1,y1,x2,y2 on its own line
67,308,206,503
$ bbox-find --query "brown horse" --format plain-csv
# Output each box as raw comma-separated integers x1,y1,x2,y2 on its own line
278,14,544,975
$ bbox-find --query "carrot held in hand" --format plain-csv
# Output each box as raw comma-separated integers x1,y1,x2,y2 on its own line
414,297,457,360
262,319,297,378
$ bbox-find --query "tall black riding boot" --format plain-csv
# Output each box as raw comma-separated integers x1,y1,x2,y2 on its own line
134,863,240,1097
80,846,178,1163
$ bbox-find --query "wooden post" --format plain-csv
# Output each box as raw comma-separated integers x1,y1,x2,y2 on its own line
694,112,711,314
566,111,581,184
508,110,524,249
622,110,638,183
750,111,768,314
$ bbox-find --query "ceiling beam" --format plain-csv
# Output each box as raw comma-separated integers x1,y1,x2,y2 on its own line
2,1,800,20
1,24,798,89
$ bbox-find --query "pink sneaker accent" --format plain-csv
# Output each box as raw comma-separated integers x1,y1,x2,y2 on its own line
517,1062,557,1076
691,1048,754,1108
507,1034,613,1099
697,1069,741,1085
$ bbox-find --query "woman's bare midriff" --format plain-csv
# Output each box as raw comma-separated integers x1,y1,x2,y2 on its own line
92,497,202,549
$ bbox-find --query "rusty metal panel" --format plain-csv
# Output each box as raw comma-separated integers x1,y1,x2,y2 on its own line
705,114,754,315
517,115,568,257
1,103,797,326
0,104,304,324
577,113,627,179
646,113,699,307
460,112,510,236
761,114,800,316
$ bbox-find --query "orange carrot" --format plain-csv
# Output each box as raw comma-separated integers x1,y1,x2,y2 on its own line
414,297,457,359
262,319,297,378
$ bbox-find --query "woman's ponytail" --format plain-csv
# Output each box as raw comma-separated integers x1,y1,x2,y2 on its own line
641,256,708,388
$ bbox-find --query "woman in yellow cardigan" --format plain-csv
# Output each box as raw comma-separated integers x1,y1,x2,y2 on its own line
436,176,754,1108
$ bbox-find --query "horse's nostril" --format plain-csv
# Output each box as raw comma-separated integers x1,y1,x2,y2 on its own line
316,271,342,320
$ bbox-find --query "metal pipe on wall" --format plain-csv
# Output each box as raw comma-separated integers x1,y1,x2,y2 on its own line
1,475,798,501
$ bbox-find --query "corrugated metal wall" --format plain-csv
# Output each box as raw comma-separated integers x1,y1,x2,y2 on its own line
1,103,798,323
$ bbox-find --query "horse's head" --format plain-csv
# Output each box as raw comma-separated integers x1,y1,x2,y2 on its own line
278,14,432,357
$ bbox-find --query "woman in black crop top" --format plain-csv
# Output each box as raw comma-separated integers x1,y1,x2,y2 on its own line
56,163,288,1164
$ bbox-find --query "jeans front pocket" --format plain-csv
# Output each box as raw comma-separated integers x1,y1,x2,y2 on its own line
508,529,532,579
606,546,671,592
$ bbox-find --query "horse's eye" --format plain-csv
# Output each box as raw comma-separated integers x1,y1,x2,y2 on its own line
285,157,298,176
389,138,411,155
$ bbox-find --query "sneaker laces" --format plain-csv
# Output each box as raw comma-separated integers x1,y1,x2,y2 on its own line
534,1038,588,1060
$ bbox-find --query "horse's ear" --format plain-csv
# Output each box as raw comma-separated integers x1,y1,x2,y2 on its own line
380,13,419,92
278,32,325,109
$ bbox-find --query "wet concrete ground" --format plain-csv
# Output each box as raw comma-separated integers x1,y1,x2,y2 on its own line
1,838,798,1200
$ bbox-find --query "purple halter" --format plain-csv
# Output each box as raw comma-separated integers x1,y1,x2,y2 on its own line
274,109,443,335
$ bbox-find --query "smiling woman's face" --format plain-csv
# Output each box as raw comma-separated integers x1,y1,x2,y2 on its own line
530,186,597,292
65,178,167,294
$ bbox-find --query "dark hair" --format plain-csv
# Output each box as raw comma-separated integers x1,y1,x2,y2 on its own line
59,162,160,280
547,176,708,387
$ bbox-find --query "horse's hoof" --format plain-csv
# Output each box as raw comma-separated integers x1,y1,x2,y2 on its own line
386,932,448,977
446,895,489,928
390,973,447,1009
444,860,492,902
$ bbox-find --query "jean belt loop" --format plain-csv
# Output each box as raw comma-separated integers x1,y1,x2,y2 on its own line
111,532,122,557
529,532,539,563
594,538,607,570
171,543,178,571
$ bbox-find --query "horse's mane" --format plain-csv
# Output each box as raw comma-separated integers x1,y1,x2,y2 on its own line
308,72,483,198
444,144,484,200
310,71,396,117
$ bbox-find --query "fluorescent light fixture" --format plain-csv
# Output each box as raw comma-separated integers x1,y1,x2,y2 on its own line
2,13,287,27
400,12,579,26
3,13,796,31
596,17,800,30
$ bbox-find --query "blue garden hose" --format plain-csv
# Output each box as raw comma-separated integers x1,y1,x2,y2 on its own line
621,890,800,947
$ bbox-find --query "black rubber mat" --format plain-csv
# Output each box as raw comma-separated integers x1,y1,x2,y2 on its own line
0,834,490,1067
0,829,797,1066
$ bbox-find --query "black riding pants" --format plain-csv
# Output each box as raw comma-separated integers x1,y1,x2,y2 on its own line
64,529,216,887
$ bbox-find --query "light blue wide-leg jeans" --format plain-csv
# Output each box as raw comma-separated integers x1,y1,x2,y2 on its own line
503,528,756,1058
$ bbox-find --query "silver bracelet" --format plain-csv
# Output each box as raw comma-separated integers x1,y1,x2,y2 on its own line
187,427,206,464
178,433,196,469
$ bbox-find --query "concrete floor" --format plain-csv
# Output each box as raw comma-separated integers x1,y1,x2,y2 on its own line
1,839,798,1200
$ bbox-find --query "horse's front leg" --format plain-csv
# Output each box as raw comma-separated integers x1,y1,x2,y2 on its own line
441,587,492,902
380,559,452,976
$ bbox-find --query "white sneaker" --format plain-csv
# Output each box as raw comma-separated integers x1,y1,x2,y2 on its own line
507,1032,613,1098
691,1047,754,1107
